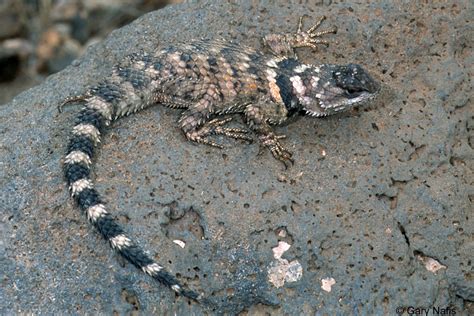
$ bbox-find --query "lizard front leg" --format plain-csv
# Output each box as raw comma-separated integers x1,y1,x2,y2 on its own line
263,15,337,58
244,103,294,168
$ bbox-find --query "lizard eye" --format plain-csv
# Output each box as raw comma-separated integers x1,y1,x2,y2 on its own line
334,64,380,95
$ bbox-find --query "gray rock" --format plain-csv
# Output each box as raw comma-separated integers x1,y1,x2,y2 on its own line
0,2,22,40
1,1,472,314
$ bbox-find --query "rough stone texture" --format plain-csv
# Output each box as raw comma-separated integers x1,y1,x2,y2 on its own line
1,1,472,314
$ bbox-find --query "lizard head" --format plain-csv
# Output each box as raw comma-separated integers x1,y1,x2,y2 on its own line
291,63,380,117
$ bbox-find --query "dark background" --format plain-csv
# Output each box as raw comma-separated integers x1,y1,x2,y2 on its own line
0,0,180,104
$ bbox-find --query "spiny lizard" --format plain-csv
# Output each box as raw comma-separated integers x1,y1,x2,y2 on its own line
62,16,379,302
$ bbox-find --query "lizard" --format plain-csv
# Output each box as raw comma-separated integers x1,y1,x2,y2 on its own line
61,16,380,302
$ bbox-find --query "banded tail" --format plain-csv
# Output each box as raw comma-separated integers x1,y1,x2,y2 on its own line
62,57,200,300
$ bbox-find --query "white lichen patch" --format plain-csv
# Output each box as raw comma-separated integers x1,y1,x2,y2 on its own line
173,239,186,248
284,260,303,283
272,241,291,259
321,277,336,292
416,254,446,273
268,241,303,288
268,259,303,288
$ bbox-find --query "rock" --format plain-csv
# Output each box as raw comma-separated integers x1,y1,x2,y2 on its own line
0,39,33,82
0,2,23,39
36,27,83,74
1,1,472,314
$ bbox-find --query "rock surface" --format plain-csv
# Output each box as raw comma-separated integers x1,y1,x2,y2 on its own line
1,1,472,314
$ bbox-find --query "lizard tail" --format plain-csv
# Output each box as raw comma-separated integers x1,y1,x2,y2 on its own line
63,89,200,301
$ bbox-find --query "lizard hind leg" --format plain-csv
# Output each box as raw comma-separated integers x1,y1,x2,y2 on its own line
244,104,294,168
198,117,253,145
180,111,252,149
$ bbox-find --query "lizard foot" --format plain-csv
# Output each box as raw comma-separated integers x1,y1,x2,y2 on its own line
186,117,252,149
293,15,337,49
263,15,337,57
259,132,294,168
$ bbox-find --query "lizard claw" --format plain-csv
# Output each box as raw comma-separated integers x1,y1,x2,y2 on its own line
294,15,336,50
58,93,89,113
260,132,294,168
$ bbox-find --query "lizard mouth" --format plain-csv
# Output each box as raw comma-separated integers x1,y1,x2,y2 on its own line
345,89,364,99
344,91,374,106
303,90,374,117
344,83,379,99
